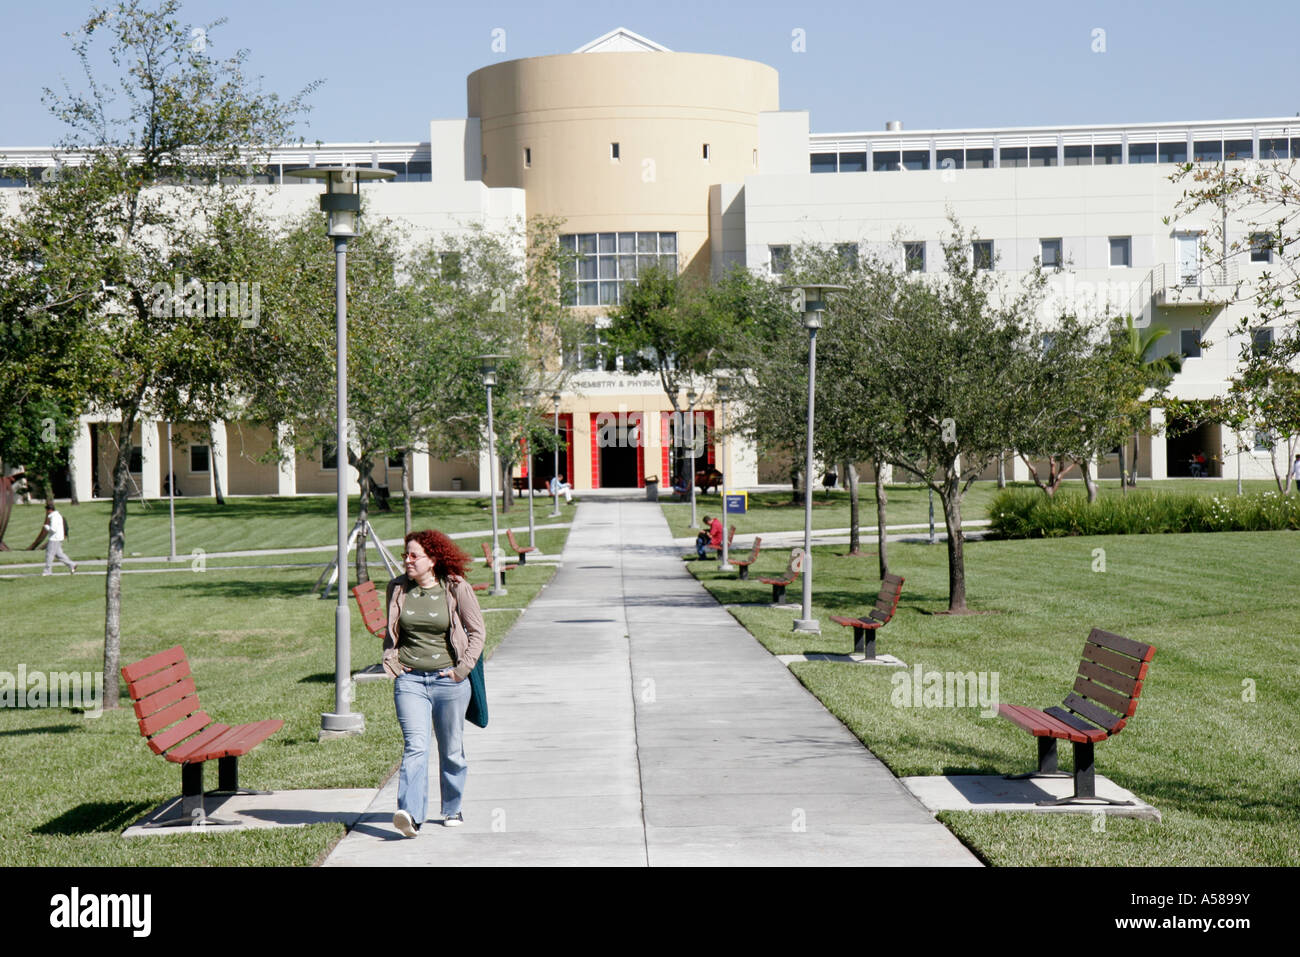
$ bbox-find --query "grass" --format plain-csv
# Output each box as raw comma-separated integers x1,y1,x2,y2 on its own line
0,493,576,566
0,498,568,866
680,525,1300,866
658,478,1284,542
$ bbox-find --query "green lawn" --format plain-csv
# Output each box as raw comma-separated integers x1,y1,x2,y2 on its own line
0,493,575,566
659,478,1286,542
0,499,567,866
681,527,1300,866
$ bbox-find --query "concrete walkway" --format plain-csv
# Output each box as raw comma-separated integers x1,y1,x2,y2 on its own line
323,498,979,866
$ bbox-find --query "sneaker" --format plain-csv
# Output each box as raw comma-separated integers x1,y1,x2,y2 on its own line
393,809,418,837
442,812,463,827
70,565,77,575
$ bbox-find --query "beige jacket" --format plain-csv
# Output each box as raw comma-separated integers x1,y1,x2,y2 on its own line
384,573,486,681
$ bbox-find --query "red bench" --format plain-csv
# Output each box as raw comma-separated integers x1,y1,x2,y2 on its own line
829,573,904,658
731,536,762,580
759,550,803,603
481,540,517,585
352,580,388,642
999,628,1156,806
506,527,536,564
695,466,723,494
121,645,283,827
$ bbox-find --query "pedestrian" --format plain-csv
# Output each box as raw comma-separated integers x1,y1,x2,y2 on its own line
549,472,573,504
37,503,76,576
1292,454,1300,484
695,514,722,559
384,529,486,836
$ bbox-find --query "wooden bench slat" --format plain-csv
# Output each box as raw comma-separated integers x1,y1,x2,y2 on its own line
197,719,284,760
1082,642,1150,680
1087,627,1155,663
732,537,762,567
1061,692,1126,733
1072,675,1135,716
999,704,1087,741
138,692,203,738
164,720,233,762
124,659,192,700
133,676,197,721
351,581,387,637
120,644,188,683
148,712,217,756
1077,659,1142,697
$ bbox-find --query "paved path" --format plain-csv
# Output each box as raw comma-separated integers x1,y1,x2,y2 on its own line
323,498,979,866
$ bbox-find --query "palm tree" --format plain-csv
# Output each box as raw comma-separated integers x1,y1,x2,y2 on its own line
1115,316,1183,488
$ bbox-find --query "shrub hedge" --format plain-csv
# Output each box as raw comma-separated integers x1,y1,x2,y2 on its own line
989,487,1300,537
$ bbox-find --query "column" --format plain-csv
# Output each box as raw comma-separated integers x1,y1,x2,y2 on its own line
411,449,430,493
70,417,93,502
1149,408,1167,480
209,421,229,498
140,419,162,499
1011,454,1030,482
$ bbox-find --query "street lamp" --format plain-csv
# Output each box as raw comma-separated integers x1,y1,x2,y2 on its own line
685,386,699,529
716,377,734,572
523,390,537,551
784,283,846,634
286,164,394,739
549,391,562,518
479,354,509,596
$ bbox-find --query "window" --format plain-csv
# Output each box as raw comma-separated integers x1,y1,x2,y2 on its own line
322,442,337,470
1128,142,1157,164
973,240,994,270
388,454,405,468
1180,329,1202,359
1109,236,1131,267
189,445,210,473
965,148,994,169
836,243,859,269
1028,146,1057,167
439,251,462,281
810,152,838,174
610,142,620,161
999,146,1027,168
1252,327,1274,356
838,151,866,172
702,143,710,161
904,242,925,272
481,154,487,173
1254,429,1274,452
752,149,759,168
936,148,963,171
1193,140,1222,162
1158,141,1187,164
1224,139,1253,160
564,324,619,372
1250,233,1273,263
1094,143,1122,165
1260,138,1289,160
872,150,900,172
523,147,531,168
1040,238,1062,269
559,232,678,306
129,447,143,473
404,160,432,182
769,245,791,275
1063,145,1092,166
902,150,929,171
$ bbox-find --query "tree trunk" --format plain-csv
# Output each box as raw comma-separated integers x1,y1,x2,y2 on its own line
845,461,860,554
873,459,889,580
1081,459,1098,503
996,455,1006,489
402,451,412,536
102,411,139,711
1117,444,1128,496
209,424,225,505
354,454,371,584
1130,432,1140,486
789,462,801,505
939,480,967,613
500,458,513,513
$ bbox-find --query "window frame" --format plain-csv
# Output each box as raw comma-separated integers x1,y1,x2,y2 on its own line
1040,237,1063,270
1109,236,1132,268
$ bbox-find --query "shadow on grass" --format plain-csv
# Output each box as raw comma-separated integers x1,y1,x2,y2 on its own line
298,672,335,685
162,579,319,599
0,723,83,737
35,801,159,835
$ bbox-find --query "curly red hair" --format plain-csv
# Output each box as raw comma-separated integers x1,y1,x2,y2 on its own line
404,529,471,580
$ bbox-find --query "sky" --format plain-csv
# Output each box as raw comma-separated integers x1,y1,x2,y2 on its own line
3,0,1299,147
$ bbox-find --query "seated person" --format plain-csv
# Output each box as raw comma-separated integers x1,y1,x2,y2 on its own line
695,514,723,559
549,473,573,503
671,474,690,497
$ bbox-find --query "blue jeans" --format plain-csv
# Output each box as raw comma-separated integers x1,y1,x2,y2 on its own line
394,670,471,824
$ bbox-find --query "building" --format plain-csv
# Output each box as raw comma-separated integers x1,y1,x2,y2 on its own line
5,27,1296,497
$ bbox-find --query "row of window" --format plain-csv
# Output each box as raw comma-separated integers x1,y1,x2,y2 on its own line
560,232,678,306
0,160,435,188
772,234,1275,274
810,137,1297,173
1181,327,1274,359
519,143,739,170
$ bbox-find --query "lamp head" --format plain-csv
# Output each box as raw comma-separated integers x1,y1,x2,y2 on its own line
283,165,395,238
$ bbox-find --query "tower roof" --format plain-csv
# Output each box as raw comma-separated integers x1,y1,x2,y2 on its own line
573,28,671,53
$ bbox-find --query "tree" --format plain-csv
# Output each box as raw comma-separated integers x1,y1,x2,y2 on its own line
0,0,315,707
1113,316,1182,488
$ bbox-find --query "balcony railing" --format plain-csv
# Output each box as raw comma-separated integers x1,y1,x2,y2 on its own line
1152,262,1240,306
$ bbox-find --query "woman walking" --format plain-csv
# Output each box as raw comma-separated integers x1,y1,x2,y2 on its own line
384,529,486,836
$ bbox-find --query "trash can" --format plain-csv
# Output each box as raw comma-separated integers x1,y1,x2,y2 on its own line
451,477,463,491
645,478,659,502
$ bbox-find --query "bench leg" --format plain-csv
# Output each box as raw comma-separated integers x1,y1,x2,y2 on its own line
1005,736,1071,780
209,755,270,797
772,583,785,603
518,552,527,565
738,565,748,581
1036,741,1135,807
853,627,876,659
137,761,241,828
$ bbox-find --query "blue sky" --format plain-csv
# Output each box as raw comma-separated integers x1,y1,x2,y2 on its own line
4,0,1298,146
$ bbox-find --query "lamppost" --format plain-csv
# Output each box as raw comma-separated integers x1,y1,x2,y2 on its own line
523,390,537,551
479,354,509,596
549,391,562,518
286,164,393,739
166,422,176,562
785,283,846,635
716,377,734,572
686,386,699,529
